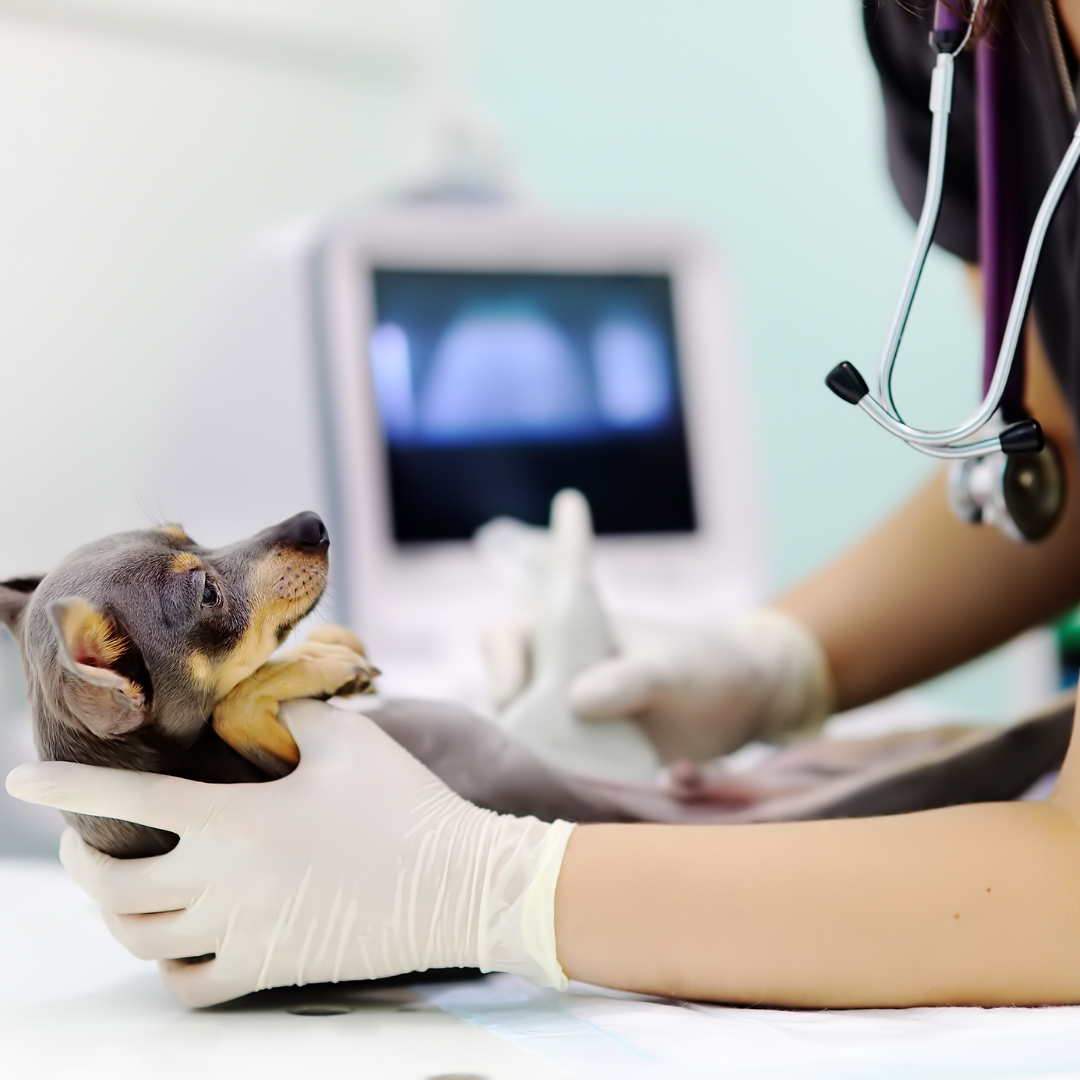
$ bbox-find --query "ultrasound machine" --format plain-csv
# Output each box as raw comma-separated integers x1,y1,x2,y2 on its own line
146,203,764,709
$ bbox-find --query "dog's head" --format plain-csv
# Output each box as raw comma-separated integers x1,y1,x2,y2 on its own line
0,511,330,748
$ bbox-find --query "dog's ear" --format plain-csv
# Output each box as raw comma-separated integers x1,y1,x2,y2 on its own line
47,598,149,737
0,577,42,641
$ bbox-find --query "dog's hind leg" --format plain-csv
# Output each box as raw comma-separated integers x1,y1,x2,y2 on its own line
212,633,378,777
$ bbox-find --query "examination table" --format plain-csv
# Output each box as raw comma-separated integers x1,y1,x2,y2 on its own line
7,857,1080,1080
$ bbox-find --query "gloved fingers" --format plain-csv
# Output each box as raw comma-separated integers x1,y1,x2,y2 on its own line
481,609,534,710
158,956,256,1008
6,761,216,834
102,909,219,962
280,698,431,773
568,654,661,719
58,828,197,915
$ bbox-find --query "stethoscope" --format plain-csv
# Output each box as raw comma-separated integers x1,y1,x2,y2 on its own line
827,0,1079,540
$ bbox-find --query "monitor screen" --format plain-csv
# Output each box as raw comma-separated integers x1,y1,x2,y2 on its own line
368,268,697,542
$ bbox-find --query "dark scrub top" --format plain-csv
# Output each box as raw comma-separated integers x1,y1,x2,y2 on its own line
863,0,1080,422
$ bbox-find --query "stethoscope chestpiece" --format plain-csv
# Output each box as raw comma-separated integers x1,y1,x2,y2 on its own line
826,359,1064,542
947,441,1065,542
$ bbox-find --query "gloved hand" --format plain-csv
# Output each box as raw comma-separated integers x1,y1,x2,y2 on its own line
485,608,835,763
4,700,574,1007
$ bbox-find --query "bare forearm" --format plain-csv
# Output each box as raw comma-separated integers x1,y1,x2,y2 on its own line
775,329,1080,709
777,468,1080,709
554,798,1080,1007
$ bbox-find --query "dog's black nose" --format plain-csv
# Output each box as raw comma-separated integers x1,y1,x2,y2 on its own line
279,512,329,553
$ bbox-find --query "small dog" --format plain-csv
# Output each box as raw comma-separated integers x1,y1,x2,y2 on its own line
4,513,1067,866
0,512,377,858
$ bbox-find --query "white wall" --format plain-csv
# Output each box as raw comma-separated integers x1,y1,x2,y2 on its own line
0,0,466,574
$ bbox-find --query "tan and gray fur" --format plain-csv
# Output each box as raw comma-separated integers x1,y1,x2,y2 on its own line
2,513,1070,867
0,512,375,859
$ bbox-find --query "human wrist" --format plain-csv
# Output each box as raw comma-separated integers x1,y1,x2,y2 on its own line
474,814,576,989
729,608,836,740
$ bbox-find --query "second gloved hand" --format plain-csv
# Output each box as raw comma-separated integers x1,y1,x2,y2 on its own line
5,700,574,1007
570,610,836,761
487,608,835,763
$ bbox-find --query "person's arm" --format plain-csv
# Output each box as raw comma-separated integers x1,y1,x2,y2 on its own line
554,690,1080,1007
777,317,1080,710
12,697,1080,1008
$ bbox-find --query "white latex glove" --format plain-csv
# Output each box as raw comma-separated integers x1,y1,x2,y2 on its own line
5,700,574,1007
486,608,835,763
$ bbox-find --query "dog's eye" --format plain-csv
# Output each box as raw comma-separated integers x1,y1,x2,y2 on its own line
201,579,221,609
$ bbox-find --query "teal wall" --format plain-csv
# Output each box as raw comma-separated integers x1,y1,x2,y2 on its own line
467,0,1022,716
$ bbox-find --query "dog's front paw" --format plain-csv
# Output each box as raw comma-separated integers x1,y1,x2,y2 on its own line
212,628,380,776
294,626,380,698
282,641,380,699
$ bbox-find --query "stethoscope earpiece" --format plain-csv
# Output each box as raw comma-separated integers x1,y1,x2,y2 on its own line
999,418,1044,455
825,362,868,405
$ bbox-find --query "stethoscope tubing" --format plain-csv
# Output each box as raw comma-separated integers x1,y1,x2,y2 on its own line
851,0,1080,459
877,54,955,421
864,116,1080,452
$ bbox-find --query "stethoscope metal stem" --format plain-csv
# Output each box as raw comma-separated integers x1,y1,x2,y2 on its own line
877,54,954,421
857,117,1080,452
834,32,1080,459
855,397,1004,458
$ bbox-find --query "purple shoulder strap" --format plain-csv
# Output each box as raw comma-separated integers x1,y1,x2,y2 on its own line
934,1,1025,417
976,9,1026,417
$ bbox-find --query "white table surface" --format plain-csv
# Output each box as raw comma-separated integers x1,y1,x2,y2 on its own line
0,858,566,1080
10,855,1080,1080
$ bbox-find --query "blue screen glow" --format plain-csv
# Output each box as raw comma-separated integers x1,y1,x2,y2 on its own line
370,274,677,445
367,269,695,541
